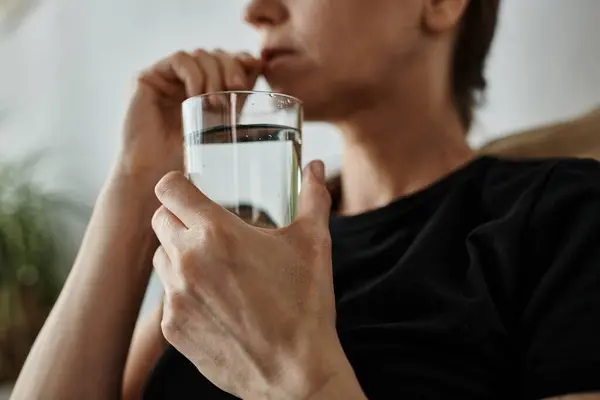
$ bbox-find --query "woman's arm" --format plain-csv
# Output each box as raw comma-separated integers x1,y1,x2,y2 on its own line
9,49,262,400
122,300,167,400
10,171,159,400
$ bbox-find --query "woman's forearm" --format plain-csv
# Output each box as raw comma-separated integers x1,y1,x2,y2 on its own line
11,172,159,400
122,300,167,400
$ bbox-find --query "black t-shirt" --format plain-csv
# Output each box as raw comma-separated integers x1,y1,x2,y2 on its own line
143,156,600,399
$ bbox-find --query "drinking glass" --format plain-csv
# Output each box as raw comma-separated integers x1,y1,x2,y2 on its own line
182,91,302,228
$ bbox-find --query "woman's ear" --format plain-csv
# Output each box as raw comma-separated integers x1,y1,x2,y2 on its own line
422,0,470,33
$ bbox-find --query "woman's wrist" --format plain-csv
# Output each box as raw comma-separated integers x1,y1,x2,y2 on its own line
104,164,164,213
272,335,366,400
302,348,366,400
304,365,367,400
112,150,181,190
88,168,162,270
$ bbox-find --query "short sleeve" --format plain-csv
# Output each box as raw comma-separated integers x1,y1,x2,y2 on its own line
521,159,600,399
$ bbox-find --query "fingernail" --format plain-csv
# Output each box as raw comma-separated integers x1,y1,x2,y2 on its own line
309,161,326,184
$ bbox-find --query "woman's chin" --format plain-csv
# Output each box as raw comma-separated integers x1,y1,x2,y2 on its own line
265,70,317,97
265,79,302,98
265,77,340,122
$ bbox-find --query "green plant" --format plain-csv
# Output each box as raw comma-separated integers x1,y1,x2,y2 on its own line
0,156,85,383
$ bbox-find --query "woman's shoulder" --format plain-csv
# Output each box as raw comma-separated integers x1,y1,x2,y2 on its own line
484,155,600,175
475,155,600,218
479,155,600,195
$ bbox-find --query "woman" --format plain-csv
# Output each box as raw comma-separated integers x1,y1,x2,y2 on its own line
11,0,600,399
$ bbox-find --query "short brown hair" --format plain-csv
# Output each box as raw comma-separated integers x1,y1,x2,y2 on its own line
452,0,501,130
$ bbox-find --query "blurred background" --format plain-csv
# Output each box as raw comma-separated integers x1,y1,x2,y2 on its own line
0,0,599,394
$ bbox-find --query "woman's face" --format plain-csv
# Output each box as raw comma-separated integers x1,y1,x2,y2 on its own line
244,0,432,121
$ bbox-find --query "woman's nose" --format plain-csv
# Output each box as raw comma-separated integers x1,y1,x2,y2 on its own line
243,0,288,28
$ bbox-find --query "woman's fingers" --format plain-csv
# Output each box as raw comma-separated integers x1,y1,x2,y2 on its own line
236,52,262,88
153,245,183,294
152,51,205,98
152,205,187,256
153,246,171,281
139,49,262,104
213,50,248,90
192,49,224,94
137,68,181,98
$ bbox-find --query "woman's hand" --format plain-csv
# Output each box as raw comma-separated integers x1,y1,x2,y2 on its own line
116,50,262,186
151,161,364,400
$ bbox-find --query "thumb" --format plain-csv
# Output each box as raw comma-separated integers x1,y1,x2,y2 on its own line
295,160,332,233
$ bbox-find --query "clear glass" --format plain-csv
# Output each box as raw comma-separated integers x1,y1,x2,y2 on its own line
182,91,302,228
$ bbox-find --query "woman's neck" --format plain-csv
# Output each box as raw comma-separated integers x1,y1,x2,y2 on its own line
333,90,475,217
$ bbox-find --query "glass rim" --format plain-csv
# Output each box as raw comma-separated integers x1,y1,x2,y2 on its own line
182,90,302,107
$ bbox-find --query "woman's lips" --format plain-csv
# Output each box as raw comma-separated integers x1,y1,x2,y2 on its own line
261,48,299,70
